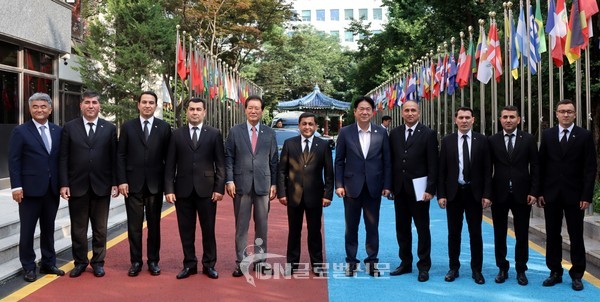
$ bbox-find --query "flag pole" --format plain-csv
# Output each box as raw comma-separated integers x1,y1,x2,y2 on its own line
575,60,582,127
174,26,179,127
443,42,448,137
508,2,514,106
585,48,591,131
478,19,486,134
503,2,510,107
525,0,532,134
430,50,436,133
468,26,474,109
459,32,465,107
451,37,456,133
490,12,497,134
436,47,442,135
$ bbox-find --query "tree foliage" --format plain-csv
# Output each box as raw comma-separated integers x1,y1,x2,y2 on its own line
76,0,177,124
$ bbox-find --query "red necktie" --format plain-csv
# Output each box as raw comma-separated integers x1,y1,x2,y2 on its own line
251,126,258,154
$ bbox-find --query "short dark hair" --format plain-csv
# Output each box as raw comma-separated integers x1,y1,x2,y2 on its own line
556,99,575,110
82,90,100,102
354,96,375,110
382,115,392,122
500,105,520,116
138,91,158,103
186,97,206,109
298,112,317,123
455,106,474,117
245,95,264,110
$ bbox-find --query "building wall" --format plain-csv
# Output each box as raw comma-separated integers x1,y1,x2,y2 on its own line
289,0,387,50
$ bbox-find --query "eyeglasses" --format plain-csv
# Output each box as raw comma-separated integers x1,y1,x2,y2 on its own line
557,110,575,115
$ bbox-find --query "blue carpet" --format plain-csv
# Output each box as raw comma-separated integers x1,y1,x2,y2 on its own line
323,194,599,301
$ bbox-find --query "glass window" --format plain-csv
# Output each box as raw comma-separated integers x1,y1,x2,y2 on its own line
59,81,82,124
359,8,368,20
301,10,311,22
24,49,54,74
0,40,19,67
316,9,325,21
344,9,353,20
330,9,339,21
330,30,340,38
0,70,19,124
344,31,354,42
23,74,54,121
373,8,383,20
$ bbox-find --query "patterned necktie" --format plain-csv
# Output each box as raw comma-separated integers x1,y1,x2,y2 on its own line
87,122,95,138
251,126,258,154
192,127,198,147
462,134,471,182
40,125,51,153
506,133,514,158
143,120,150,142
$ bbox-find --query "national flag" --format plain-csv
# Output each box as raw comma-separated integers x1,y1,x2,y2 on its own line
547,0,568,67
398,79,406,104
534,0,547,53
433,55,442,97
528,5,541,74
516,2,527,61
580,0,599,46
440,54,448,92
457,39,473,88
510,10,520,79
446,52,458,95
565,0,584,63
176,34,187,80
406,74,416,100
476,24,492,83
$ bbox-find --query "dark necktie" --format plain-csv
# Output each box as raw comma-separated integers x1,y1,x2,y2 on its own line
506,133,514,158
192,126,198,147
406,128,413,143
462,134,471,182
40,125,51,153
560,129,568,152
303,138,310,161
87,122,95,138
143,120,150,142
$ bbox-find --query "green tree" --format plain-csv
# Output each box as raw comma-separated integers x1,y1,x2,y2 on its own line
76,0,177,124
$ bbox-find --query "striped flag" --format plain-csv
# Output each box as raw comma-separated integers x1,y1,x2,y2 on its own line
534,0,547,53
457,39,473,88
510,9,520,79
528,5,541,74
476,24,491,83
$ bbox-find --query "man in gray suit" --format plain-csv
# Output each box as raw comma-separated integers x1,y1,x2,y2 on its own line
225,95,278,277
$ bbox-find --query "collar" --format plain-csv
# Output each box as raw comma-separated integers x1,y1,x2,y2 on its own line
32,119,49,129
83,117,99,126
459,130,473,138
140,116,155,125
247,121,260,132
406,122,419,132
301,134,315,143
357,123,372,133
561,124,574,133
503,130,516,136
189,123,203,130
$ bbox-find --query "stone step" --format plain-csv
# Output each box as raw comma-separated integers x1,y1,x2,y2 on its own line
0,198,128,283
0,200,71,239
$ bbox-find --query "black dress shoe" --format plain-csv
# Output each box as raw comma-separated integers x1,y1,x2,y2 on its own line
232,265,243,277
40,266,65,276
202,267,219,279
148,262,161,276
24,270,36,282
128,263,142,277
542,273,562,286
444,269,459,282
472,272,485,284
390,264,412,276
572,278,584,291
69,264,87,278
92,266,105,277
366,264,380,277
345,263,358,277
517,272,528,285
418,271,429,282
494,270,508,283
176,267,198,279
312,266,326,277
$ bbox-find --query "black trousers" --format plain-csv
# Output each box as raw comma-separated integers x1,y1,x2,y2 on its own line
446,184,483,273
125,183,163,264
544,192,586,279
491,193,531,273
175,190,217,269
344,183,381,264
394,186,431,272
69,189,110,267
19,184,60,271
286,200,323,267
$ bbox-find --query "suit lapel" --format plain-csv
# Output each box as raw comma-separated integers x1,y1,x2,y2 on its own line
195,125,210,150
305,137,318,164
511,130,523,160
135,119,148,146
26,121,47,153
563,126,578,155
367,123,381,158
183,125,195,150
242,124,254,155
349,124,365,159
78,118,92,146
49,123,60,155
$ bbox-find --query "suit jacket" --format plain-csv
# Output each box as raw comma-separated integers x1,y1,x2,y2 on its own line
164,124,225,198
438,131,492,202
539,125,596,204
8,121,62,196
225,123,278,196
59,117,118,197
488,129,539,204
277,135,334,207
335,122,392,199
117,117,172,194
389,123,438,199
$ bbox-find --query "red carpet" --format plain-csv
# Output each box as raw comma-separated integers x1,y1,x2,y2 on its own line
21,196,329,301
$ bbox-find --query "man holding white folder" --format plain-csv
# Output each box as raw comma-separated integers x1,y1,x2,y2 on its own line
388,100,438,282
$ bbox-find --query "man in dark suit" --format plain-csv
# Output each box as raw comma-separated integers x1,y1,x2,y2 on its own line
438,107,492,285
335,96,392,277
277,112,334,276
117,91,171,277
225,95,278,277
165,98,225,280
488,105,539,286
388,100,437,282
59,91,119,278
538,99,596,291
381,115,392,135
8,93,65,282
